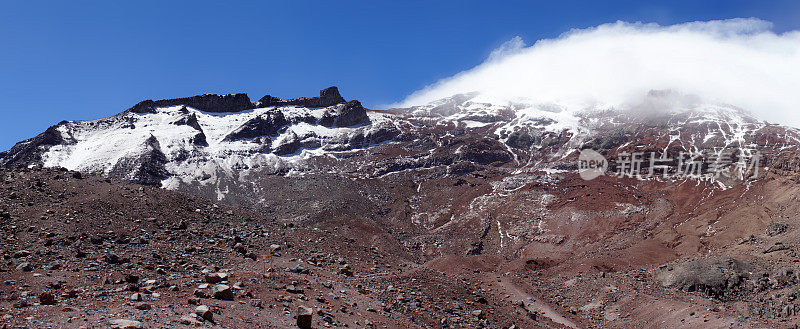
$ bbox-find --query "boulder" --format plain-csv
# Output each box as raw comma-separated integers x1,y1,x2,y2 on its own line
297,305,313,329
195,305,213,321
222,111,288,141
179,314,202,325
204,272,229,283
212,284,234,300
39,292,56,305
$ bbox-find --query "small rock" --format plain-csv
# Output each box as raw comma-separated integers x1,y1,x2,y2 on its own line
212,284,233,300
179,314,202,325
204,272,229,283
297,306,313,329
269,244,281,253
764,242,790,254
767,222,789,237
195,305,213,321
104,253,125,264
130,293,142,301
124,274,140,283
286,284,304,294
234,243,247,254
13,250,31,258
17,262,33,272
39,292,56,305
193,289,209,298
109,319,143,329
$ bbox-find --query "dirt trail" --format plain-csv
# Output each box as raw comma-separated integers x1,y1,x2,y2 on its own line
495,275,582,329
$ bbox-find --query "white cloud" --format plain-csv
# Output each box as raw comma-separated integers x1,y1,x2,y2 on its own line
398,18,800,126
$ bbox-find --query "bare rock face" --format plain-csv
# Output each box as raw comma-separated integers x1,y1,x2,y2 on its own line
107,135,169,186
223,111,288,141
0,122,73,166
258,86,346,108
319,100,370,127
129,93,254,114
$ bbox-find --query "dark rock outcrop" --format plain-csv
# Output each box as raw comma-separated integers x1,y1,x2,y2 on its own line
128,94,254,114
257,87,346,108
108,135,169,186
0,122,73,166
172,112,203,131
505,131,540,149
173,113,207,146
223,111,288,142
459,139,513,165
273,132,301,156
319,100,370,127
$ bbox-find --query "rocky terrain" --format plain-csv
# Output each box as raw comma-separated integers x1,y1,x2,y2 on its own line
5,87,800,328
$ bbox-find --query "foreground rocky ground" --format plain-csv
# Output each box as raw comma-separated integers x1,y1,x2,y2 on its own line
0,167,573,328
5,165,800,328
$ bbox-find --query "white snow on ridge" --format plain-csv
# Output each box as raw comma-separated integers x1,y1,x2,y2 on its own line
40,104,388,193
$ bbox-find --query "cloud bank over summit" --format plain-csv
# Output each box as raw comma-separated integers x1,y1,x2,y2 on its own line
398,18,800,127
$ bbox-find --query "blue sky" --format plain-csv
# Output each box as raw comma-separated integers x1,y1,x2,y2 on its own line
1,1,798,151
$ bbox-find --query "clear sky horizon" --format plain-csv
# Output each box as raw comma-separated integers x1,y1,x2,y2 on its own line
2,0,799,151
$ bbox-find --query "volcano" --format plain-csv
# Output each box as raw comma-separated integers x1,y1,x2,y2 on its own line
3,86,800,328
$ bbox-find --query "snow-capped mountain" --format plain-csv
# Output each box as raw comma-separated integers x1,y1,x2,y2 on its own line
3,87,800,204
7,86,800,328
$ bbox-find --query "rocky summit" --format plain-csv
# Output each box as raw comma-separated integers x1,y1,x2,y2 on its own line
4,87,800,328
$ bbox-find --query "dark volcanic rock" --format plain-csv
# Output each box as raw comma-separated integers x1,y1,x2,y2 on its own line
0,122,73,166
766,222,789,237
258,87,346,108
212,284,234,300
319,100,370,127
129,94,254,113
39,292,57,305
297,306,313,329
505,131,540,149
173,112,203,131
108,135,169,186
223,111,288,141
173,113,208,146
256,95,283,107
459,139,513,165
273,132,301,156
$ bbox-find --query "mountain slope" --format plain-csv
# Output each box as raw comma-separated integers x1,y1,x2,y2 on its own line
6,88,800,327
